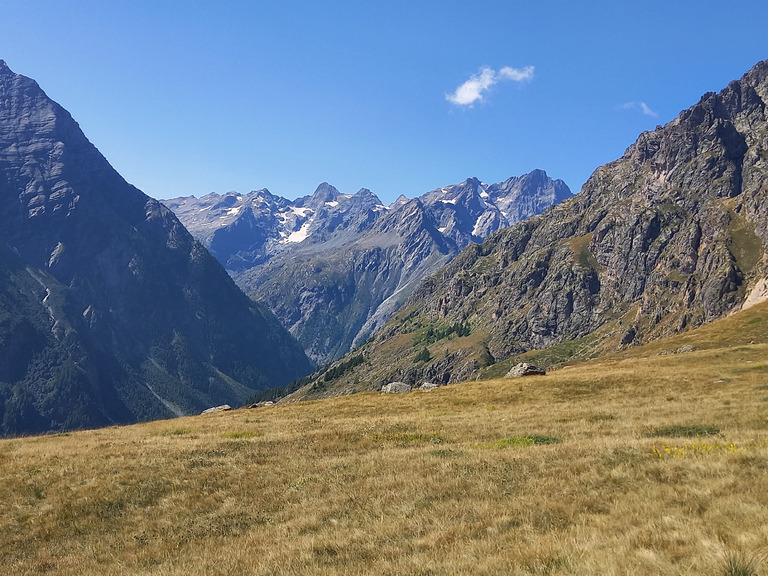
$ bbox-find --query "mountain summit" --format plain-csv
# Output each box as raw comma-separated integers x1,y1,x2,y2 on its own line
0,61,311,435
167,172,571,363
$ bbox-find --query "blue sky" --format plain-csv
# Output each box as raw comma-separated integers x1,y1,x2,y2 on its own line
2,1,767,203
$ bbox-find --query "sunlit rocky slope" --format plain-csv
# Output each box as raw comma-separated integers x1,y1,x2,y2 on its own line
300,58,768,396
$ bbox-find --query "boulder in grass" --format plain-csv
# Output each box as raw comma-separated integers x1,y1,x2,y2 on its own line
201,404,232,414
381,382,412,394
504,363,546,377
420,381,441,392
246,401,274,409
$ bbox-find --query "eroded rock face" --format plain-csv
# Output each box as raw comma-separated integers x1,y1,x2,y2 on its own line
0,61,312,436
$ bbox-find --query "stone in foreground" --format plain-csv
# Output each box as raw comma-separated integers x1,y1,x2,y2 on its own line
505,363,546,377
381,382,412,394
420,381,441,391
201,405,232,415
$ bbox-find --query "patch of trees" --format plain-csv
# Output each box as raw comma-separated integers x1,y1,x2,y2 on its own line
416,322,471,346
323,354,364,382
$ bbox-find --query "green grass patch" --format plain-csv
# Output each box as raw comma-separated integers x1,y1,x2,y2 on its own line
220,431,258,439
480,331,602,380
569,233,600,271
478,435,561,449
521,333,601,367
726,208,763,274
154,428,196,437
480,356,521,380
741,363,767,372
645,424,720,438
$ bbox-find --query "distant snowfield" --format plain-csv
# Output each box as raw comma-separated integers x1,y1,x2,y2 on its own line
283,220,312,243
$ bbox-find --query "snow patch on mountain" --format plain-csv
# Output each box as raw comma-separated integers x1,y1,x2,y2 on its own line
283,221,312,243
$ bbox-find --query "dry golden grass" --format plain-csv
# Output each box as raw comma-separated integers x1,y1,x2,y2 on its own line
3,305,768,575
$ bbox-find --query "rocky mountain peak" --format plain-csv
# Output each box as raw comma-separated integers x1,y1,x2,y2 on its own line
516,169,554,189
352,187,383,205
389,194,410,209
304,182,341,205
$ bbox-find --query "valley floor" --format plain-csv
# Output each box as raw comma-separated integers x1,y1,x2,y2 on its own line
2,305,768,575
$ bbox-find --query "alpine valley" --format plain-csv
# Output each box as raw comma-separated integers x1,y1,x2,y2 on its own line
294,59,768,399
0,61,312,436
166,172,571,364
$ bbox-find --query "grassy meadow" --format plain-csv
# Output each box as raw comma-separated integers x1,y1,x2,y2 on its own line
2,303,768,575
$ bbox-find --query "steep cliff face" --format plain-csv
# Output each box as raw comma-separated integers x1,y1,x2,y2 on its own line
0,61,311,436
427,60,768,363
168,173,571,364
302,59,768,396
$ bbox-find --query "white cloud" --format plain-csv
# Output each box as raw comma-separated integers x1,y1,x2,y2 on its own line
446,65,535,107
621,101,658,117
446,67,497,106
499,65,534,83
639,102,658,117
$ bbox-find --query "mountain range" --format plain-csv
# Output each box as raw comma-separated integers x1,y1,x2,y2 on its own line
0,60,311,436
293,58,768,398
166,171,571,363
5,56,768,432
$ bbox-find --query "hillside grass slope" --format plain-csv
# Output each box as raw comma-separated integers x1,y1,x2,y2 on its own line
2,302,768,575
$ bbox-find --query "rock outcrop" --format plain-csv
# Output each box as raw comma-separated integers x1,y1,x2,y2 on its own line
381,382,412,394
201,405,232,415
505,363,546,377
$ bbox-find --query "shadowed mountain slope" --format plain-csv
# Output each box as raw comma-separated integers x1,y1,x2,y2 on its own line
0,61,311,436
